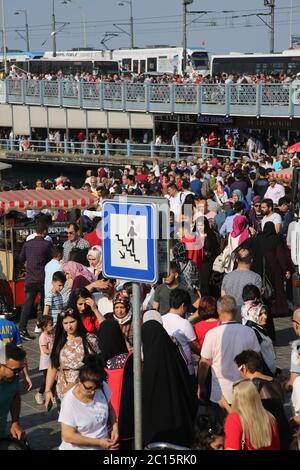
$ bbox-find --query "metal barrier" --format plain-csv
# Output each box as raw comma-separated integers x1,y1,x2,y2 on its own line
0,138,250,161
1,79,300,117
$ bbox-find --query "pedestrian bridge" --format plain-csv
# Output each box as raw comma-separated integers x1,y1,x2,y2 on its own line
1,79,300,118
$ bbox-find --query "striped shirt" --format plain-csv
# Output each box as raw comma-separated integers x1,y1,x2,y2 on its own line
63,237,90,262
44,291,64,325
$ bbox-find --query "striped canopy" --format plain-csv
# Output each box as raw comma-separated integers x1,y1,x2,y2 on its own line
269,167,293,181
0,189,98,214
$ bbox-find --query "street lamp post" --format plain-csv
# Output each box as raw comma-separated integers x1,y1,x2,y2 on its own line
14,10,30,52
264,0,275,53
182,0,193,75
289,0,293,48
118,1,134,48
1,0,7,74
52,0,57,57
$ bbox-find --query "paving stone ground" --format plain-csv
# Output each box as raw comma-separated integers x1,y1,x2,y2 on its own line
17,317,296,450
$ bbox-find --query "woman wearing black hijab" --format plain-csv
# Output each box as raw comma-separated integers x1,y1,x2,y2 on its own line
142,321,197,448
195,216,220,296
97,319,128,363
97,320,134,445
257,222,292,319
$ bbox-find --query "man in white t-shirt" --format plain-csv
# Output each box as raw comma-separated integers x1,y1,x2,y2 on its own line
263,178,285,205
162,288,200,376
165,183,183,223
261,198,282,233
198,295,260,423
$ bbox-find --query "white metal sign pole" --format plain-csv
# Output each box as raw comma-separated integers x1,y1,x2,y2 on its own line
132,282,142,450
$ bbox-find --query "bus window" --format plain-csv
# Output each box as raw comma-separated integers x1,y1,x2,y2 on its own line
94,61,119,75
190,52,209,71
133,60,139,74
122,58,132,72
147,57,157,72
140,60,146,73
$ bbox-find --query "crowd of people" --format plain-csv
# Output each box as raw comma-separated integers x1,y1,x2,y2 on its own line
0,145,300,451
5,66,300,87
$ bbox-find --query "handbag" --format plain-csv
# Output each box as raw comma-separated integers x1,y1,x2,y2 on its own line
261,257,275,302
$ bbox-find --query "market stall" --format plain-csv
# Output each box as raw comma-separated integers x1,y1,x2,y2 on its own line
0,189,98,306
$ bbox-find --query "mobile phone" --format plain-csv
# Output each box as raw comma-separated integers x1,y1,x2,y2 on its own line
47,400,53,412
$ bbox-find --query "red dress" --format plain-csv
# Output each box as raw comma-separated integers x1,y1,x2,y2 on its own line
224,412,280,450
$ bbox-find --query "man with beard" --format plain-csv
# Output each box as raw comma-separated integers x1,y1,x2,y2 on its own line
0,343,26,439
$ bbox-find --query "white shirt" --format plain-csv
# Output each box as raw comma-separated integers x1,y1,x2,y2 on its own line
292,376,300,416
44,259,62,297
59,382,112,450
162,313,196,375
93,292,113,316
201,322,260,403
263,184,285,205
261,212,282,230
165,192,183,222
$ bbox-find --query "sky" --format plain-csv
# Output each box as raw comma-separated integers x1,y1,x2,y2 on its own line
2,0,300,55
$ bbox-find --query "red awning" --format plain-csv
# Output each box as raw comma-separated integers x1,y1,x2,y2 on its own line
0,189,98,214
287,142,300,153
269,167,293,181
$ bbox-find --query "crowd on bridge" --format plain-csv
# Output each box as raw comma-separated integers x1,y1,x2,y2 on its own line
5,65,300,87
1,142,300,451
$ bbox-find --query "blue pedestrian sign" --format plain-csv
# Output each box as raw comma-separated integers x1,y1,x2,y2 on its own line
102,199,158,283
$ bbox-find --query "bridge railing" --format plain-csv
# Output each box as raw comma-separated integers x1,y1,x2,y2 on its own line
0,137,251,161
1,79,300,117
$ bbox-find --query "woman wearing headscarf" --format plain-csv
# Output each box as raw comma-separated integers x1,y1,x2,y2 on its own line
143,310,163,325
87,246,102,278
97,320,134,445
224,215,249,273
196,217,220,296
257,222,292,319
63,261,97,293
142,321,197,448
112,293,133,350
230,215,249,246
248,195,263,233
232,189,250,213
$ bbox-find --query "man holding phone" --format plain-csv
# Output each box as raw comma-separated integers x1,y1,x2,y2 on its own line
0,343,26,440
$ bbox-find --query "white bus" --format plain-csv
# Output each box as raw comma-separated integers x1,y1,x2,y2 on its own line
210,49,300,76
44,46,210,76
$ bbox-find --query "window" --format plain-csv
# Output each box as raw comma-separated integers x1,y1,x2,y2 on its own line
122,58,132,72
147,57,157,72
133,60,139,73
140,60,146,73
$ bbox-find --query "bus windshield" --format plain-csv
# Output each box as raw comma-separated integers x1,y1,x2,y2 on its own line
190,52,209,70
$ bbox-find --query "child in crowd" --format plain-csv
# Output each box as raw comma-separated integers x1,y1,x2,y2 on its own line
43,271,66,325
35,315,55,405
